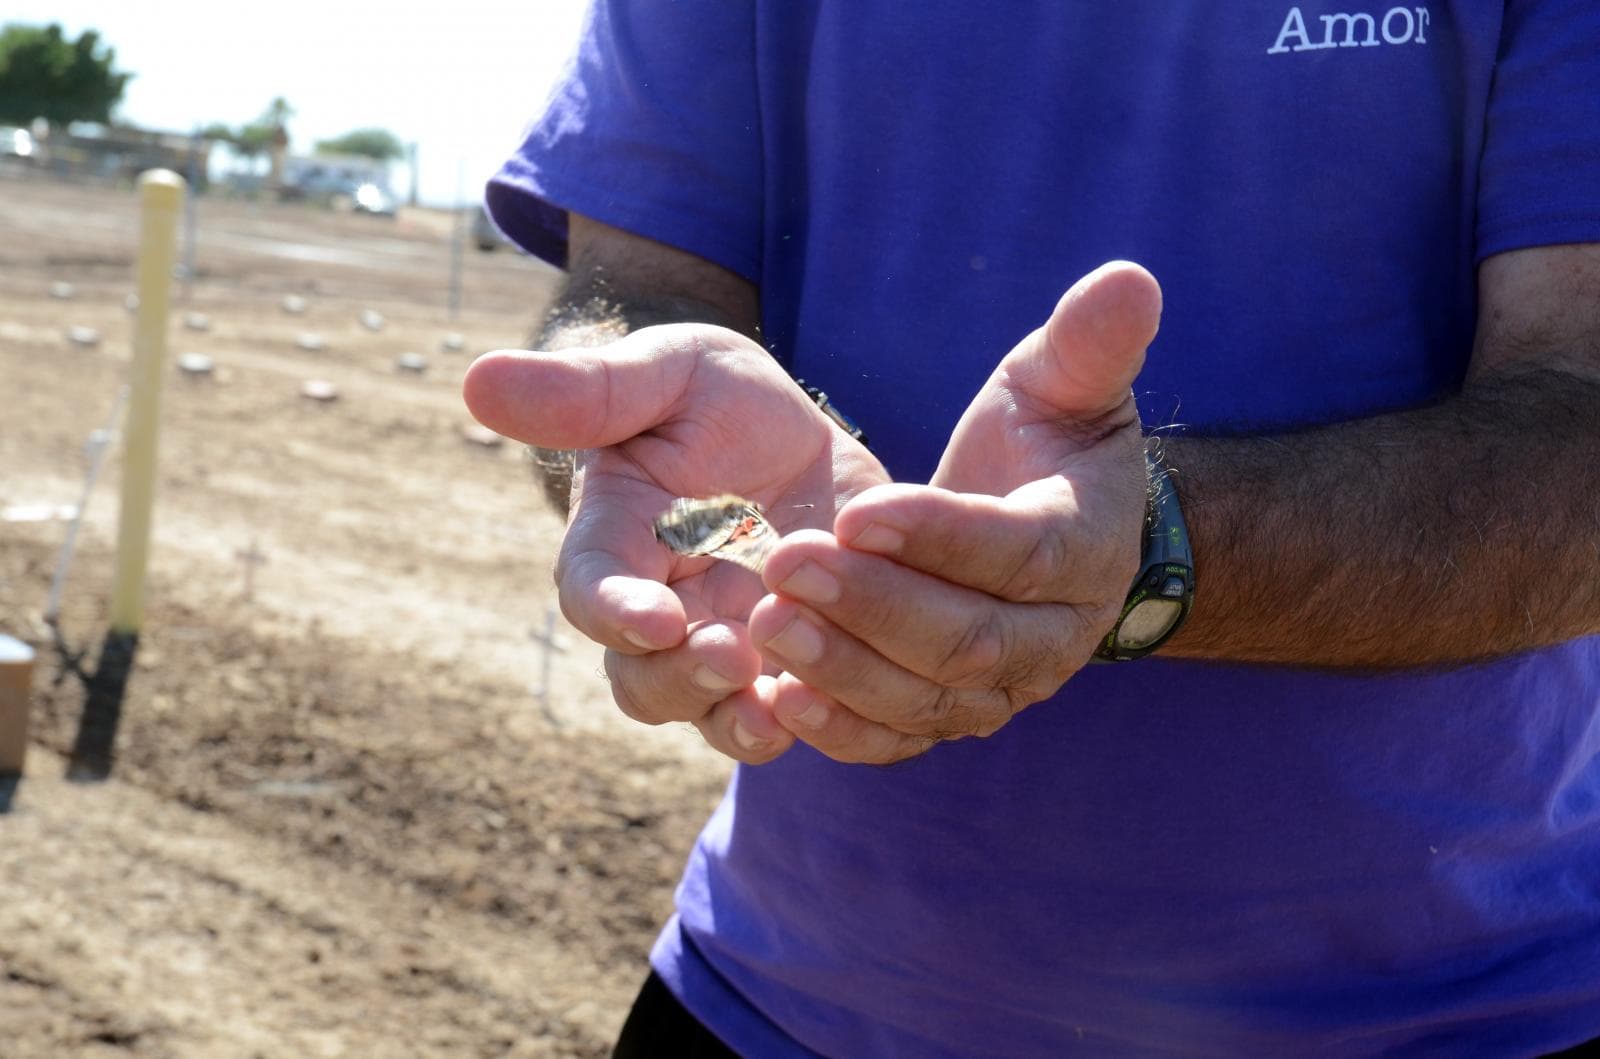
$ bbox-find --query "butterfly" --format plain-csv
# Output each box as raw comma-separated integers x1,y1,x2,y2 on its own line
652,494,778,574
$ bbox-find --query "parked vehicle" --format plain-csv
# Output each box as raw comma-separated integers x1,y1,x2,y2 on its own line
350,182,398,217
1,126,36,158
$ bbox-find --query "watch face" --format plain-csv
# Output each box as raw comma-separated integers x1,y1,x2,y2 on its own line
1116,597,1184,651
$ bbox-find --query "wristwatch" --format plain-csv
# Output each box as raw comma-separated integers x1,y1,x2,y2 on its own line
795,378,869,449
1092,453,1195,662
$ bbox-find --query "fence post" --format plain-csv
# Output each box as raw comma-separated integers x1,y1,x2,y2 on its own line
0,635,34,777
109,169,187,636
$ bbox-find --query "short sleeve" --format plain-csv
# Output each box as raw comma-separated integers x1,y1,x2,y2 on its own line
1475,0,1600,260
484,0,762,280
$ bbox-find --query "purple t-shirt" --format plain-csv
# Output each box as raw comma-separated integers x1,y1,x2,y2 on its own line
489,3,1600,1055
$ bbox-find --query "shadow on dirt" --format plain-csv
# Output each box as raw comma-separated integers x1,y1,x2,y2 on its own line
48,626,139,782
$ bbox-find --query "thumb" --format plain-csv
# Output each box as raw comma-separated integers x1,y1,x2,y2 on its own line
1002,261,1162,422
461,325,704,449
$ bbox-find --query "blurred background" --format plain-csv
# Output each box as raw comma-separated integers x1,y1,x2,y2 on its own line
1,0,589,206
0,5,736,1057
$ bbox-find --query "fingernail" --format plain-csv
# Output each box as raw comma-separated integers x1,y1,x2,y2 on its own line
786,699,830,729
693,665,741,693
765,614,825,664
778,560,840,604
731,718,770,752
622,629,657,650
850,522,905,555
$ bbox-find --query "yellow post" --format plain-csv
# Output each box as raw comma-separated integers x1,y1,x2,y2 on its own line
109,170,187,636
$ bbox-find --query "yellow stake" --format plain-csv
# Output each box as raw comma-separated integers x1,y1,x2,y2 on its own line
109,170,187,636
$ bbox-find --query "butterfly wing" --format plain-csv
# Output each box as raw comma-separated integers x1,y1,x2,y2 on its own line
653,495,777,574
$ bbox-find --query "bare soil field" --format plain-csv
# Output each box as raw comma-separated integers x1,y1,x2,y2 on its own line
0,177,731,1057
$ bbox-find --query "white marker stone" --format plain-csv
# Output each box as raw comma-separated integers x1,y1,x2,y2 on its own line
300,379,339,402
460,423,504,448
282,294,308,314
359,309,385,332
177,353,215,376
66,325,101,347
2,503,80,522
396,352,428,373
295,333,326,352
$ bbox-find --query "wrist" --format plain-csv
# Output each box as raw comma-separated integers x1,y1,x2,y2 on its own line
1091,446,1195,662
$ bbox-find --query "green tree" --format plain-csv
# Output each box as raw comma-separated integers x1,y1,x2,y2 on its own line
314,127,404,161
205,98,293,162
229,122,280,161
261,96,293,128
0,22,131,126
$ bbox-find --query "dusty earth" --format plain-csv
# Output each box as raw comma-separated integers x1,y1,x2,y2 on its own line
0,176,732,1057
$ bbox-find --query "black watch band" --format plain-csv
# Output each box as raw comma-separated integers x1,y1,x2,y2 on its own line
1092,452,1195,662
794,378,869,449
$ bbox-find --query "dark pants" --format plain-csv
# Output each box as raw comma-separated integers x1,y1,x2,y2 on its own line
612,972,739,1058
611,970,1600,1059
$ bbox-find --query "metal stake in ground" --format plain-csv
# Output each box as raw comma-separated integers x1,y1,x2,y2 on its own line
447,158,465,321
182,129,201,301
236,538,268,600
44,387,130,626
530,606,569,726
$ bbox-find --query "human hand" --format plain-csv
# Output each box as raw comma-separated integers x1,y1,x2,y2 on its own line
462,325,888,763
749,263,1161,763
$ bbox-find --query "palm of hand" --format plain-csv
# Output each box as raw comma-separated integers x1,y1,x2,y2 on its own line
934,378,1150,606
566,342,889,630
933,349,1146,501
922,308,1155,610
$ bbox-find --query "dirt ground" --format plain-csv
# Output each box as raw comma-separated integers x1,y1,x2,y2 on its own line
0,176,733,1057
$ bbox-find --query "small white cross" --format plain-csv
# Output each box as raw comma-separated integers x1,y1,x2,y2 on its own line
530,607,571,725
235,539,268,600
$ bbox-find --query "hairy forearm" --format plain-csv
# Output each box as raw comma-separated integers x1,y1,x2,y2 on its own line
1160,366,1600,668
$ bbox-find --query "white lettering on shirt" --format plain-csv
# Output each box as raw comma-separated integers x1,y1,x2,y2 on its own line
1268,6,1431,53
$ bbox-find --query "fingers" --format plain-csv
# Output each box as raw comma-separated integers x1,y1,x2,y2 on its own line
1006,261,1162,424
604,620,763,724
769,675,936,766
606,645,791,765
750,531,1090,736
557,475,790,765
750,593,985,736
832,479,1143,604
691,677,795,764
555,476,686,653
462,324,727,450
464,327,852,504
